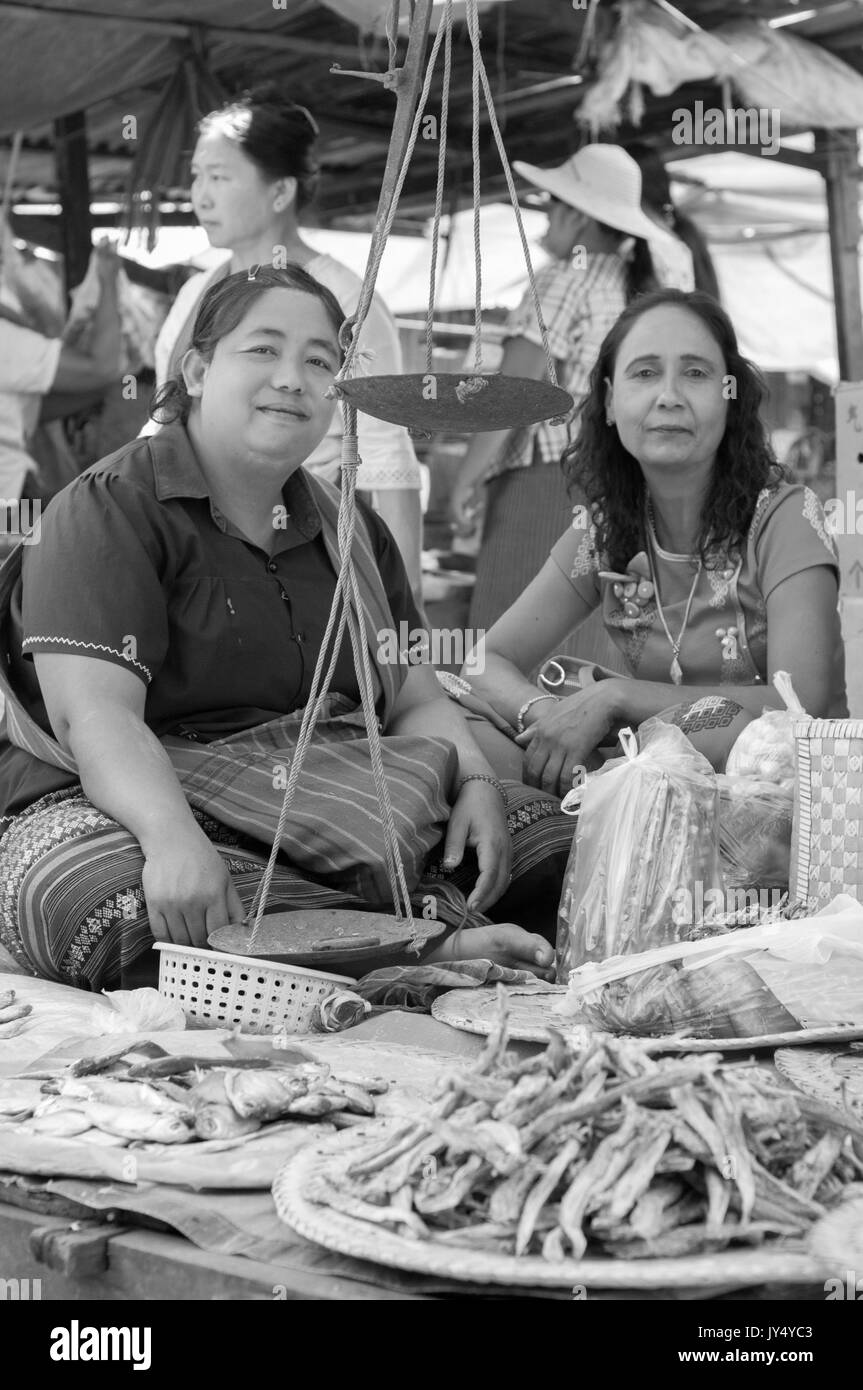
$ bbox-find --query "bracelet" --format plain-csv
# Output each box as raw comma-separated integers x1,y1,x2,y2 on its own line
516,693,560,735
456,772,508,806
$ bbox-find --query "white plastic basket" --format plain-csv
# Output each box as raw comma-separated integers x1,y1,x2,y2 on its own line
154,943,355,1036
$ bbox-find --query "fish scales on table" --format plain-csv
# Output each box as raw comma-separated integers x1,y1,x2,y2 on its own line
304,986,862,1263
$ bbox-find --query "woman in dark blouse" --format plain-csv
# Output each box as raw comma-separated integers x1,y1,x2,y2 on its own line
0,267,575,989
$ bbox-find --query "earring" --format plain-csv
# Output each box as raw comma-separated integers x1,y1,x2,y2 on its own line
606,416,614,427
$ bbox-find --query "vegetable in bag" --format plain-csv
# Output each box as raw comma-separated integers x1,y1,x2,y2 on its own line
556,720,721,978
725,671,806,784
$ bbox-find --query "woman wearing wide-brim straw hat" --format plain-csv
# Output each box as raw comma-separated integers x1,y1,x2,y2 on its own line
449,143,674,656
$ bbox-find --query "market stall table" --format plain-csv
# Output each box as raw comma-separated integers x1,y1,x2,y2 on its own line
0,1011,844,1301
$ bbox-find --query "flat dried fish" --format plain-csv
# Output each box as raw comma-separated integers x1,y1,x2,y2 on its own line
595,1121,674,1225
415,1155,485,1215
515,1138,581,1256
310,998,858,1267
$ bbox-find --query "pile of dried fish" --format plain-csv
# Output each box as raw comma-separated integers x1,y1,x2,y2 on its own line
307,993,863,1261
0,989,33,1040
0,1047,388,1150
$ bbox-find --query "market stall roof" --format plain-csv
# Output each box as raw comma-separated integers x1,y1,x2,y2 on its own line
1,0,862,228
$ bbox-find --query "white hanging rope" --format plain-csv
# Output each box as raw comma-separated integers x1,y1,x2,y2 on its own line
425,0,452,376
472,30,560,389
466,0,483,371
245,2,568,947
338,13,449,382
247,409,418,948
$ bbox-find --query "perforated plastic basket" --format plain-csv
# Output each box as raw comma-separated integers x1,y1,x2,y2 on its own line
154,943,355,1036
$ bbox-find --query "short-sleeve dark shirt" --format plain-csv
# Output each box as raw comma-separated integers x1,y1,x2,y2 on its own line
0,421,421,819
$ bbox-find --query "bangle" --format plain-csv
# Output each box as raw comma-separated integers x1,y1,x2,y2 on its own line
516,693,560,735
456,772,508,806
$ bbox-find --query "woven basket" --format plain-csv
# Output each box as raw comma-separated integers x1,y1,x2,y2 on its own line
154,943,354,1036
791,718,863,911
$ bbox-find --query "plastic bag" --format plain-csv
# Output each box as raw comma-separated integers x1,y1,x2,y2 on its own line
556,720,721,978
717,775,794,892
556,893,863,1039
89,988,186,1035
725,670,806,783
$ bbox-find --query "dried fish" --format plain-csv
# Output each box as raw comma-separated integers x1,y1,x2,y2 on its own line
311,999,859,1266
595,1121,674,1225
314,1176,429,1240
0,1001,30,1024
541,1227,568,1263
432,1222,513,1249
317,1082,377,1117
55,1077,190,1116
0,1018,28,1040
515,1138,581,1256
0,1079,44,1117
488,1159,546,1225
286,1093,345,1118
326,1072,389,1095
225,1070,309,1121
790,1132,845,1201
415,1155,486,1215
60,1101,193,1144
627,1181,692,1241
704,1165,733,1236
19,1110,92,1137
194,1104,262,1140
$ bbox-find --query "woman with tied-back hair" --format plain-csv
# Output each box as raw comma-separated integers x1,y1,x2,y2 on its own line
462,289,846,797
0,267,582,991
144,82,424,598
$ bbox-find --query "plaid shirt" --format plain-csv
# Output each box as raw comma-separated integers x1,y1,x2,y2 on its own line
486,252,628,480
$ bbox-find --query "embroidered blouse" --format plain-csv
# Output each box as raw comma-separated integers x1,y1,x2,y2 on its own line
549,482,847,716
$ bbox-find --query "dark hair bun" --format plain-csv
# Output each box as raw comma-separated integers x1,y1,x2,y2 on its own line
199,84,320,211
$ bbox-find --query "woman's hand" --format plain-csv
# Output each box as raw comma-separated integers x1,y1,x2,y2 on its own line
425,923,555,981
92,238,122,284
515,681,623,798
141,827,246,949
448,470,485,538
441,779,512,914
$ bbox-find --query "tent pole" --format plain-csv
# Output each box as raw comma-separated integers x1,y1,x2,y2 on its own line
53,109,91,304
815,128,863,382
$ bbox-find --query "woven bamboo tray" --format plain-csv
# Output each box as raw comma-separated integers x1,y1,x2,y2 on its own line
430,986,863,1052
775,1046,863,1121
791,717,863,911
272,1130,823,1292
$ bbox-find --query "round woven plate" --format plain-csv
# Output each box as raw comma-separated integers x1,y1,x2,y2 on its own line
209,909,444,971
336,374,573,433
272,1130,821,1291
774,1047,863,1122
431,986,863,1052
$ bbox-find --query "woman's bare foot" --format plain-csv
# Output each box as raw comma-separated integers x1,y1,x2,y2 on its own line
425,923,555,981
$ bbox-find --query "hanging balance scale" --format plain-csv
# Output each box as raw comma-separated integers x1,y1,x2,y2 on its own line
332,0,573,435
208,0,572,977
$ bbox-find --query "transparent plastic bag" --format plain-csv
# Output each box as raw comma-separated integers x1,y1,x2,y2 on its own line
717,774,794,893
725,670,806,783
556,719,721,978
557,894,863,1039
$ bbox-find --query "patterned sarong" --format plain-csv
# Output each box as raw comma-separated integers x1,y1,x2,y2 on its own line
0,781,574,989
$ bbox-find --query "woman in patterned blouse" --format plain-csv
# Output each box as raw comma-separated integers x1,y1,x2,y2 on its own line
463,289,847,797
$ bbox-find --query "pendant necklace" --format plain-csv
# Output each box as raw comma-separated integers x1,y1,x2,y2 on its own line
646,496,701,686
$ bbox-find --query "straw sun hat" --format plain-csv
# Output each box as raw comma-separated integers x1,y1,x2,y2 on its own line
513,144,670,244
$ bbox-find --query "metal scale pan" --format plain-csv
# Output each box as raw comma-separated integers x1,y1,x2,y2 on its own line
209,908,446,976
336,373,573,434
